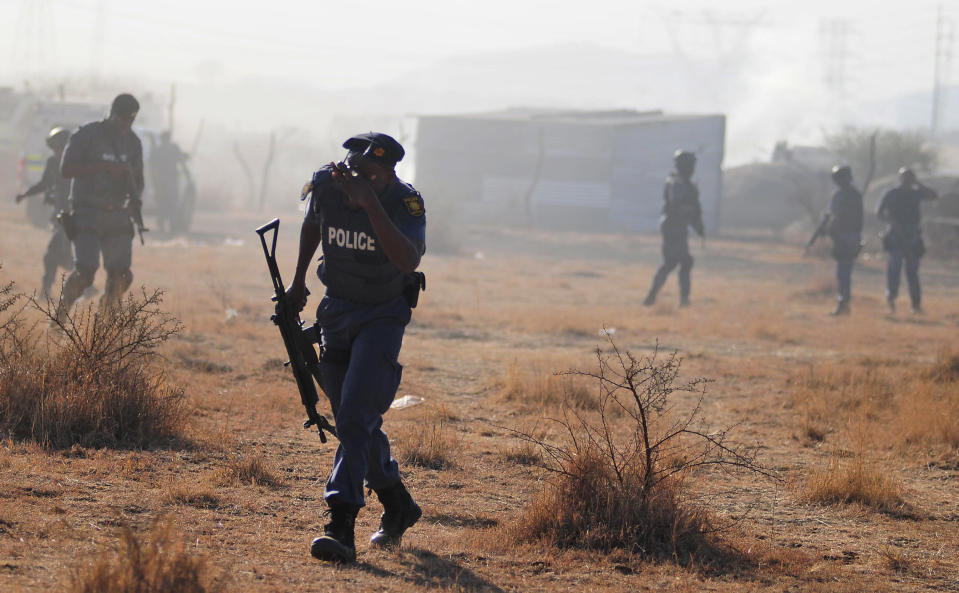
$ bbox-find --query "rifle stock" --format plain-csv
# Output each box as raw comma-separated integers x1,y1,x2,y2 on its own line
255,218,337,443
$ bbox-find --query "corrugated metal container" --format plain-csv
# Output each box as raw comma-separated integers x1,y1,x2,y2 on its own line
415,109,725,232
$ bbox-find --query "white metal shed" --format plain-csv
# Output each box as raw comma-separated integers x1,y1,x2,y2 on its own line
414,108,725,232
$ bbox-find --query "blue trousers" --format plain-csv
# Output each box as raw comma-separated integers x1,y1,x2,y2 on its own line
315,294,410,507
886,250,921,307
647,238,693,301
836,259,854,304
72,206,134,275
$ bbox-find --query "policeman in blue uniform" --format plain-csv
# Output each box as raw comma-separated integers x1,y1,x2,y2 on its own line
57,93,144,318
286,132,425,563
14,127,73,297
642,150,704,307
876,167,937,314
826,165,863,316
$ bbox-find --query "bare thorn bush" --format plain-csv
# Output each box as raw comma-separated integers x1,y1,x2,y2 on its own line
69,519,226,593
510,338,776,563
0,287,187,448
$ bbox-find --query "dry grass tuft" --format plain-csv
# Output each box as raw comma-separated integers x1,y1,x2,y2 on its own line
879,544,914,574
69,519,225,593
163,481,221,509
0,289,187,449
397,406,458,470
927,346,959,384
215,451,281,487
789,356,959,454
805,454,905,513
502,439,543,466
494,358,595,410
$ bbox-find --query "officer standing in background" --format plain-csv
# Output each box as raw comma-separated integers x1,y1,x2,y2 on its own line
13,127,73,298
642,150,704,308
876,167,937,314
149,131,188,233
56,93,144,319
825,165,863,316
285,132,425,563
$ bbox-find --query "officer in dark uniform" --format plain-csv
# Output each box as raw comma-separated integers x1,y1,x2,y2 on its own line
14,127,73,297
876,167,937,314
642,150,704,307
825,165,863,316
57,93,144,319
285,132,425,564
149,131,188,233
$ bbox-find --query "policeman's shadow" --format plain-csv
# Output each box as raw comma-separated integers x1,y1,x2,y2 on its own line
353,548,506,593
884,315,942,327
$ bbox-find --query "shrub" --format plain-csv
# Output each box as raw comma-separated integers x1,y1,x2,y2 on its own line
69,519,225,593
788,356,959,454
805,454,905,513
824,127,937,179
0,288,187,448
398,406,458,470
509,339,775,563
927,346,959,384
215,451,281,487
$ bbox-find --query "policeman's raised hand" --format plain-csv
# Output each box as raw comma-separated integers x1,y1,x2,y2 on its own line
285,279,308,314
14,193,25,204
329,161,376,210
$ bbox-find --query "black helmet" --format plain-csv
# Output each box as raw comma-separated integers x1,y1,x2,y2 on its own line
46,127,70,150
831,164,852,182
673,150,696,165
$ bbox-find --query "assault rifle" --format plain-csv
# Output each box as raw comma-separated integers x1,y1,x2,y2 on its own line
128,197,148,246
803,213,832,256
255,218,337,443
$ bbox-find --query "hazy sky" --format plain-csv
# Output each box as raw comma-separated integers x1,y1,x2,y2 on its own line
1,0,954,164
2,0,949,93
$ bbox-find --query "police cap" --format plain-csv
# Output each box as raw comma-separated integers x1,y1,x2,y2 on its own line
46,126,70,150
673,150,696,165
831,164,852,181
898,166,916,180
343,132,404,166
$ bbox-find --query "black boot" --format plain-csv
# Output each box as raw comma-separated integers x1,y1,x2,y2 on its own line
311,504,359,563
830,301,850,316
370,481,422,548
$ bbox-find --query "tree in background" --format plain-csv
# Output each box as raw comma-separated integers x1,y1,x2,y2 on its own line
824,127,938,180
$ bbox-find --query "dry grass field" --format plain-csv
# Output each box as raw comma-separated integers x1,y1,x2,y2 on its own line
1,205,958,592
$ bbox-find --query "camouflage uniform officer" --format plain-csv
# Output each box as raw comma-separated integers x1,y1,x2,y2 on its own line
14,127,73,297
57,94,144,318
643,150,704,307
876,167,937,314
286,132,425,563
826,165,863,316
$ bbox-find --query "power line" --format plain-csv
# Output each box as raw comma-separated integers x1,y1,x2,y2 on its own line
819,18,853,105
931,3,954,137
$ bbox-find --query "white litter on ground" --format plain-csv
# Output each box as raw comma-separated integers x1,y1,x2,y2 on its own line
390,395,424,410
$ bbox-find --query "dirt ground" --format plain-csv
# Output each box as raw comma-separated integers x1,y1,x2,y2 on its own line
1,204,958,592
